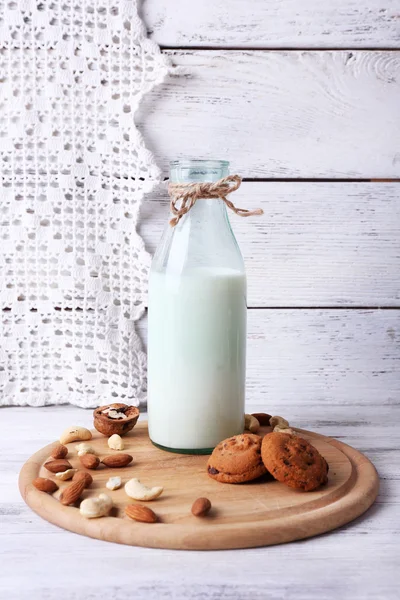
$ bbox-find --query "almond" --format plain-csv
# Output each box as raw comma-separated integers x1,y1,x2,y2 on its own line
44,459,73,473
51,444,68,459
191,497,212,517
101,454,133,468
79,453,100,470
251,412,272,426
32,477,59,494
59,479,86,506
72,470,93,488
125,504,157,523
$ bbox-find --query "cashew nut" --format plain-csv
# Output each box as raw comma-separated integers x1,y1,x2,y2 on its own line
275,427,296,435
76,442,97,456
60,426,92,445
55,468,77,481
106,476,122,491
270,415,295,435
79,493,113,519
244,414,260,433
124,478,163,502
108,434,124,451
270,415,289,429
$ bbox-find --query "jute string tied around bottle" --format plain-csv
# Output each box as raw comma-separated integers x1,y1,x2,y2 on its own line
168,175,264,227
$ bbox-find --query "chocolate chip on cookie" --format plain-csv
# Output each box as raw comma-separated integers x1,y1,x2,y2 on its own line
207,433,267,484
261,432,329,492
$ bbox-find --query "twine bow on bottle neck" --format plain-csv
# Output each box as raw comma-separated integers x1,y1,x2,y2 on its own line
167,175,264,227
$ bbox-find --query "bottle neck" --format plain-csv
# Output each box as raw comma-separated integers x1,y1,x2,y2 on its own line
152,161,244,274
169,160,230,226
185,196,227,224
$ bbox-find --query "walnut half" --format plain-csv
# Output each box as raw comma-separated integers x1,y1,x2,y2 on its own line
93,403,139,437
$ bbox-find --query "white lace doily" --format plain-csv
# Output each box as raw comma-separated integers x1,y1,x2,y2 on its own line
0,0,171,407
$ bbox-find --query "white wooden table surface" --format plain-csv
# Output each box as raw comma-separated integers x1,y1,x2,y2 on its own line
1,404,398,600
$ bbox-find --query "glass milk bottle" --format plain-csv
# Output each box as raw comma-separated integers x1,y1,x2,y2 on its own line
147,160,246,454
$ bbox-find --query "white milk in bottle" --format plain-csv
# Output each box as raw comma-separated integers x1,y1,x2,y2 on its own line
147,160,247,453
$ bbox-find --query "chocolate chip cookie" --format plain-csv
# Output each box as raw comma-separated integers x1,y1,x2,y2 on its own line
261,432,329,491
207,433,267,484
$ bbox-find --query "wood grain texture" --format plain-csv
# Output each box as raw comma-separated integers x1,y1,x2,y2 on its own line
137,51,400,178
18,422,379,550
142,0,400,48
1,405,398,599
140,182,400,307
137,309,400,406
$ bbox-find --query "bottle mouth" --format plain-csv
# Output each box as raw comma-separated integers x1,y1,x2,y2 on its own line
169,160,230,183
169,159,229,169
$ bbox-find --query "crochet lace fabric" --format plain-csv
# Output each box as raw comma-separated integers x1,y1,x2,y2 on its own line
0,1,171,406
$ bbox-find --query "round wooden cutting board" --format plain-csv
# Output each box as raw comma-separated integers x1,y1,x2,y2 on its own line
19,422,379,550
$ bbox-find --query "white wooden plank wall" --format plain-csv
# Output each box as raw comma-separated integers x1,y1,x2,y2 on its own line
137,309,400,406
142,1,400,48
140,183,400,306
137,51,400,178
139,1,400,408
